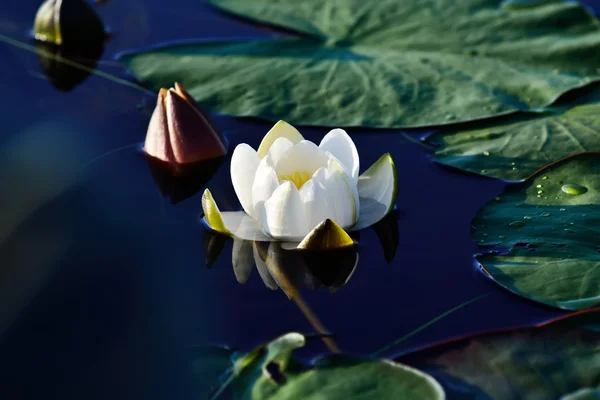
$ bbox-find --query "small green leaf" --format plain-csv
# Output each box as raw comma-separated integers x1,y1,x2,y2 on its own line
193,332,445,400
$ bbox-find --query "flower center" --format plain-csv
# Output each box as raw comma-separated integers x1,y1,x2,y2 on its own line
278,170,312,189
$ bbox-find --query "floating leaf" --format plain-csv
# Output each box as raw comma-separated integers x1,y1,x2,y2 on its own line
192,332,445,400
472,153,600,310
398,311,600,400
120,0,600,128
430,86,600,181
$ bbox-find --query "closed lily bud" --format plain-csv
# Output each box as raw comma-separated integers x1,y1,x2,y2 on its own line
34,0,106,47
144,83,228,167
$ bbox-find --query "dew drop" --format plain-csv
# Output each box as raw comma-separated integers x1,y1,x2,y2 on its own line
499,235,506,239
536,184,542,188
481,169,488,174
445,113,456,120
494,197,502,202
542,176,548,180
560,208,566,211
537,190,543,194
561,184,587,195
512,167,518,171
483,151,490,156
509,221,524,228
564,228,575,233
523,215,533,220
540,212,551,217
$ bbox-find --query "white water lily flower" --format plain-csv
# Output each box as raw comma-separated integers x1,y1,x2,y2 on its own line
202,121,397,245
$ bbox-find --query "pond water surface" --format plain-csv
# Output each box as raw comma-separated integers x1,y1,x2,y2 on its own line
1,0,597,398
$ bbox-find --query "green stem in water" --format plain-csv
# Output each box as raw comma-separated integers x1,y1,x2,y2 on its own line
0,33,155,96
371,293,490,357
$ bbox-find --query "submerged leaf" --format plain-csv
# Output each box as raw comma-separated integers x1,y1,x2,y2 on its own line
121,0,600,128
471,153,600,310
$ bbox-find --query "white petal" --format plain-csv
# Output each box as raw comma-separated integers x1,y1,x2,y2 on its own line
299,171,336,232
313,159,359,228
220,211,273,241
274,140,329,179
319,128,359,182
267,137,294,166
232,239,254,284
257,120,304,158
230,144,260,218
252,157,280,224
262,181,309,240
353,153,398,231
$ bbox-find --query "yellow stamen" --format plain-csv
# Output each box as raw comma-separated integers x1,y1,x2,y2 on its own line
279,171,312,189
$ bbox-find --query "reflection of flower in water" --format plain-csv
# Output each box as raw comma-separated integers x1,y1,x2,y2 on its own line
203,211,399,294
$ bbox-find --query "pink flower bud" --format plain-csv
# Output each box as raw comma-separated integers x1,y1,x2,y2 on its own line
144,83,227,167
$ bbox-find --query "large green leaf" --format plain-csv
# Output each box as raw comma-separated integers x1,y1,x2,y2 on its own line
191,333,445,400
398,311,600,400
471,153,600,310
119,0,600,128
430,86,600,181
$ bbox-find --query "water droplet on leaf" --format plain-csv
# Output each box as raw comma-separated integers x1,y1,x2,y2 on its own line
561,184,588,195
509,221,524,228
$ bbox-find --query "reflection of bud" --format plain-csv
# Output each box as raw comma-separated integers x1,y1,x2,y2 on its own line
33,0,107,91
35,40,104,92
144,83,228,168
146,154,224,204
34,0,106,47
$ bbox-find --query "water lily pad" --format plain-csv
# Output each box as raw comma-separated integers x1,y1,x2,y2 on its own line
472,153,600,310
398,311,600,400
119,0,600,128
191,332,444,400
430,86,600,181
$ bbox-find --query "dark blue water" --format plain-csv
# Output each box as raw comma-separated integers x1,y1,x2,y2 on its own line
1,0,597,398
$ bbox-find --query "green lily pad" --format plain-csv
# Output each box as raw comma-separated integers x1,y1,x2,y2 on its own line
398,311,600,400
430,86,600,181
192,333,444,400
120,0,600,128
472,153,600,310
